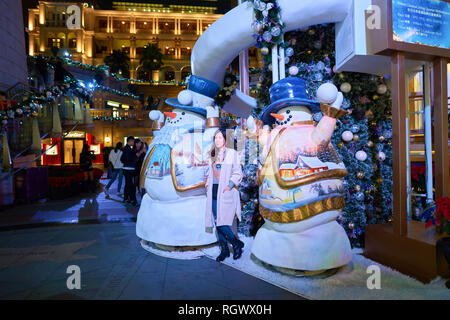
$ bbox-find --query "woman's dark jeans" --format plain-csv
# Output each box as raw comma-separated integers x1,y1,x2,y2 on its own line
212,184,237,243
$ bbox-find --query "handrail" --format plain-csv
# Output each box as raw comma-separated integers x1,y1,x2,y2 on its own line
12,131,51,160
1,122,80,181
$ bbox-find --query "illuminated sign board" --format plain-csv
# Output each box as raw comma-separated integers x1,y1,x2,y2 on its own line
392,0,450,49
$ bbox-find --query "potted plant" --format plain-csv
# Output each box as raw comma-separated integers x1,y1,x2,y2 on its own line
423,197,450,235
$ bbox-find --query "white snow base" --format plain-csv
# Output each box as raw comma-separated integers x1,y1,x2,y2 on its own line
202,235,450,300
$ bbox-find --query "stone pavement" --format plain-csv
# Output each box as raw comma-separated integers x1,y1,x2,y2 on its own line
0,223,304,300
0,177,139,228
0,178,305,300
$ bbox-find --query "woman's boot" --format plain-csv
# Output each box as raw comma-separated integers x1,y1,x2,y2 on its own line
230,238,244,260
216,240,230,262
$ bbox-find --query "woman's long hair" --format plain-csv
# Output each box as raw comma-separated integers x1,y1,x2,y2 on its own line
114,142,123,152
81,143,90,154
210,128,228,161
134,139,143,152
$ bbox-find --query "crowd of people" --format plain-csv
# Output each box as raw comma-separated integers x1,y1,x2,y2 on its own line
103,136,147,207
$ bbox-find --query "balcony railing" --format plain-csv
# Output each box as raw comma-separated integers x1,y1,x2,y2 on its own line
90,108,149,121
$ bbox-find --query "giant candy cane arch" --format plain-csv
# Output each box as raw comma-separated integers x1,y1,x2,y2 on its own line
191,0,353,117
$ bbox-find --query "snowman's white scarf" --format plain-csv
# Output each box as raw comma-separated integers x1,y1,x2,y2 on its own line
149,123,203,150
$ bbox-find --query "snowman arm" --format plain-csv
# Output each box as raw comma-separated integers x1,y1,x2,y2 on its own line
311,104,347,145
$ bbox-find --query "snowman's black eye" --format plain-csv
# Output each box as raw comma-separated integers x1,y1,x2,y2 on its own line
182,112,185,115
286,110,290,114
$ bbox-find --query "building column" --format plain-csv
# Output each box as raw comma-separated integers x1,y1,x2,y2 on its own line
155,17,159,34
39,31,45,52
77,31,82,53
130,36,136,59
175,70,182,82
107,36,113,54
29,34,35,56
110,16,114,33
28,13,35,31
39,3,46,25
107,16,110,33
85,35,93,58
131,16,136,34
196,19,200,35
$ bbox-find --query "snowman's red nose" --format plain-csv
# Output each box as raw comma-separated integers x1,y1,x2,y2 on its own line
270,113,285,121
164,112,177,119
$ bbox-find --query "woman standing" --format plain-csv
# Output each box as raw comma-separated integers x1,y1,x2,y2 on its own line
205,129,244,262
105,142,124,196
79,144,96,193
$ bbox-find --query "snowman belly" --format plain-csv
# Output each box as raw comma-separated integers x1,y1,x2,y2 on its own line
145,175,181,201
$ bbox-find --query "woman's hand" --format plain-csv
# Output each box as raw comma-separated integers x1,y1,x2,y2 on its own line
223,186,232,193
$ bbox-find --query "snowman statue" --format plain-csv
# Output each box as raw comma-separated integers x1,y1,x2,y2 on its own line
136,75,221,249
247,77,352,273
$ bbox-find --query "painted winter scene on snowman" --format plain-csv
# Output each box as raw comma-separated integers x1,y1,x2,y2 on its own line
172,132,210,188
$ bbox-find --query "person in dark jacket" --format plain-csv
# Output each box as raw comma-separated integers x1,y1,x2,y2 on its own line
80,144,96,192
134,139,146,197
121,136,138,206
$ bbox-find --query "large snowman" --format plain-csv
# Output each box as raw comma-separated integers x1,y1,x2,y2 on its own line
136,75,221,248
247,77,352,272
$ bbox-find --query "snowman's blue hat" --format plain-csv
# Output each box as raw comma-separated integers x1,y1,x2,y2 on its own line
165,75,221,117
261,77,321,125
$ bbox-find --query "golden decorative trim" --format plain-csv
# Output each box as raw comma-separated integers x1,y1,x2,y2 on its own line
291,121,315,126
205,117,220,128
320,103,348,119
152,122,164,130
170,149,206,192
260,196,345,223
139,145,156,189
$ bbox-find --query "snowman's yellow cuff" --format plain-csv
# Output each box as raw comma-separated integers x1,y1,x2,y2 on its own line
320,103,348,119
152,121,164,130
205,117,220,128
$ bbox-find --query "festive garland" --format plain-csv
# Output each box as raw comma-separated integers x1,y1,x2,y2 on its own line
214,73,238,107
249,0,293,66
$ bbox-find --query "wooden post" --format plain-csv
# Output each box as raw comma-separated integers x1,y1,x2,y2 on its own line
391,52,408,236
432,57,450,198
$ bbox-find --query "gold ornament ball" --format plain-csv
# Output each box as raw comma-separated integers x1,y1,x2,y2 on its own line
353,134,359,142
357,171,365,179
218,94,223,98
377,84,387,95
365,189,371,194
307,50,312,54
366,140,374,148
337,142,344,148
348,222,355,230
339,73,345,79
378,135,385,142
354,185,361,192
376,177,383,184
373,94,379,100
365,110,374,119
387,217,393,223
340,82,351,93
370,120,377,126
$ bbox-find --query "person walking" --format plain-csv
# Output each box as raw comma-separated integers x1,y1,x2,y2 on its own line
134,139,146,197
105,142,124,196
205,128,244,262
79,144,96,193
121,136,138,206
